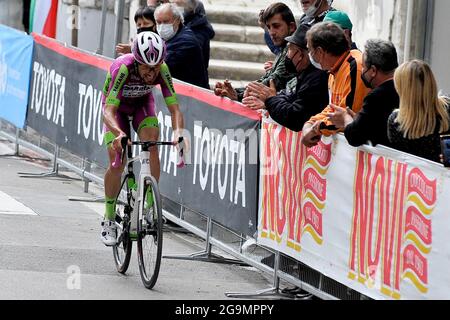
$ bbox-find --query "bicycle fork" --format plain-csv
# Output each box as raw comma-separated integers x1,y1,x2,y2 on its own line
130,150,153,240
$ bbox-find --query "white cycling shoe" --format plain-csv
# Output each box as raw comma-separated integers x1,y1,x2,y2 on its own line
101,219,117,246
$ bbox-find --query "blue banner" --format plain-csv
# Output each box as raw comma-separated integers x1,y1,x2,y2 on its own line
0,24,33,128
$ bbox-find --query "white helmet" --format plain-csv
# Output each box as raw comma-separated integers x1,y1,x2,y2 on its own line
132,31,167,66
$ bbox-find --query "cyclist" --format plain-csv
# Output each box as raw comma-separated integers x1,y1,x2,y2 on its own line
100,31,185,246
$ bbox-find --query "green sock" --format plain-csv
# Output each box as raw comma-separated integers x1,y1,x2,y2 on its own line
105,196,116,221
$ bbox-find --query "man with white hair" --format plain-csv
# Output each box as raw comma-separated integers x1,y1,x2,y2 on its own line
154,3,209,89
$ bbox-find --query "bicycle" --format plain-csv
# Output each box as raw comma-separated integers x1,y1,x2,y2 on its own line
111,135,185,289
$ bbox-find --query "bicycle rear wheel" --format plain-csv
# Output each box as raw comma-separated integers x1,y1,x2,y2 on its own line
113,187,133,274
137,176,163,289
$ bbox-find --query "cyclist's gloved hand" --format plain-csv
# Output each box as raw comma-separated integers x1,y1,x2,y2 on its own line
174,136,189,168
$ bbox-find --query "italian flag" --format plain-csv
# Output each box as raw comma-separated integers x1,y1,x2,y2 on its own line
29,0,59,38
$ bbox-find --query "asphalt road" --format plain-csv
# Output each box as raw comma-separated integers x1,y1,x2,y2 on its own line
0,139,271,300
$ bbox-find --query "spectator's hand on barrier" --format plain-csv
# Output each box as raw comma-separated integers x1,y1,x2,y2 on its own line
327,104,353,129
264,61,274,72
301,122,322,148
214,80,238,101
116,43,132,55
242,96,265,110
246,80,276,103
214,82,224,96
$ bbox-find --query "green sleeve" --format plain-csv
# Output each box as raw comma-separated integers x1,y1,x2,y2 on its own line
105,64,129,107
159,63,179,107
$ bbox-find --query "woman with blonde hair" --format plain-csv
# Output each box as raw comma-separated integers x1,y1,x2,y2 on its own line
387,59,450,163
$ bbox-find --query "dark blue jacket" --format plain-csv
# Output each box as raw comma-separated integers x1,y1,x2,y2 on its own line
184,2,215,70
165,25,209,89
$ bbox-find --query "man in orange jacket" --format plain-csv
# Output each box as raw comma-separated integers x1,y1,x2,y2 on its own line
301,21,370,148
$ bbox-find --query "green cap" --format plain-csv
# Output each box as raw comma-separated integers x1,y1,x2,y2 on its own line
323,11,353,31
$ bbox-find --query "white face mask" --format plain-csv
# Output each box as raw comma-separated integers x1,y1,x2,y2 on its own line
309,52,323,70
157,23,176,41
304,0,323,18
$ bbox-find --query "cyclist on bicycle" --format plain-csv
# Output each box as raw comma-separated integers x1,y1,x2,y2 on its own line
100,31,185,246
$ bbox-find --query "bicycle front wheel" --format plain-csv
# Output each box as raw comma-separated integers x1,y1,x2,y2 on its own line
113,192,133,274
137,176,163,289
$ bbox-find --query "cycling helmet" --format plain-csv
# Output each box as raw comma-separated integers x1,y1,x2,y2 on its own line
132,31,167,66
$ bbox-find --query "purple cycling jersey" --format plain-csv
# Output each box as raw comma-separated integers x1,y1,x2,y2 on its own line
102,53,178,115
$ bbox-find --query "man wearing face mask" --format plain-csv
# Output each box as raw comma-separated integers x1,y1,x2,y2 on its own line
242,24,329,132
170,0,215,76
327,39,399,147
154,3,209,89
299,0,335,26
116,6,158,56
301,22,370,148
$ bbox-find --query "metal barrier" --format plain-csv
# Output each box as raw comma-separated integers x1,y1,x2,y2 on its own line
0,120,367,300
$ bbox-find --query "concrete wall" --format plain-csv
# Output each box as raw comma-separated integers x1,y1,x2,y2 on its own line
56,0,131,58
428,0,450,94
0,0,25,31
334,0,407,61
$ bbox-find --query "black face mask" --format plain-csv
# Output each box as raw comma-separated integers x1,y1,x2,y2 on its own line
361,68,374,89
137,26,156,34
284,51,300,74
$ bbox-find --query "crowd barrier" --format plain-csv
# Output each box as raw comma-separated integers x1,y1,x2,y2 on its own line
2,25,450,300
259,119,450,300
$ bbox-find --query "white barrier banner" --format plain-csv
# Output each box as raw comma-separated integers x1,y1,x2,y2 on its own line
258,117,450,300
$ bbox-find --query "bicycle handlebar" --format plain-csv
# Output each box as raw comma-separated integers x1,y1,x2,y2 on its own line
112,137,185,169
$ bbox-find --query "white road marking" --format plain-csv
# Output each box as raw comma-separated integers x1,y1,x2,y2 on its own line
0,190,37,215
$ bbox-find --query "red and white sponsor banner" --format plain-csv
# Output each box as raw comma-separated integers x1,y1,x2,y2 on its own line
258,117,450,300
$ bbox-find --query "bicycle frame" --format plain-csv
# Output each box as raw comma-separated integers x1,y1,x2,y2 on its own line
116,139,180,237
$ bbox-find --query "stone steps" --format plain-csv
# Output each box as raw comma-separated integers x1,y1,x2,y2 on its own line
211,23,266,45
208,59,266,82
205,1,302,88
210,41,275,64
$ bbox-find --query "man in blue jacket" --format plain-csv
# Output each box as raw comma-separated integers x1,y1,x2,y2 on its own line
155,3,209,89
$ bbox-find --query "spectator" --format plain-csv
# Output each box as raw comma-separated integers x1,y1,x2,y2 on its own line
387,60,450,163
214,2,297,102
323,10,357,50
327,39,399,147
171,0,215,74
299,0,335,26
301,22,370,148
155,3,209,89
261,0,336,58
258,8,281,55
242,24,329,132
116,6,157,55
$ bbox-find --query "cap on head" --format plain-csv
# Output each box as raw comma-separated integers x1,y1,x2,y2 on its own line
285,24,311,50
323,11,353,31
132,31,167,66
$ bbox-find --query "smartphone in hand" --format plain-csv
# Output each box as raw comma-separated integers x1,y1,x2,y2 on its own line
440,134,450,167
